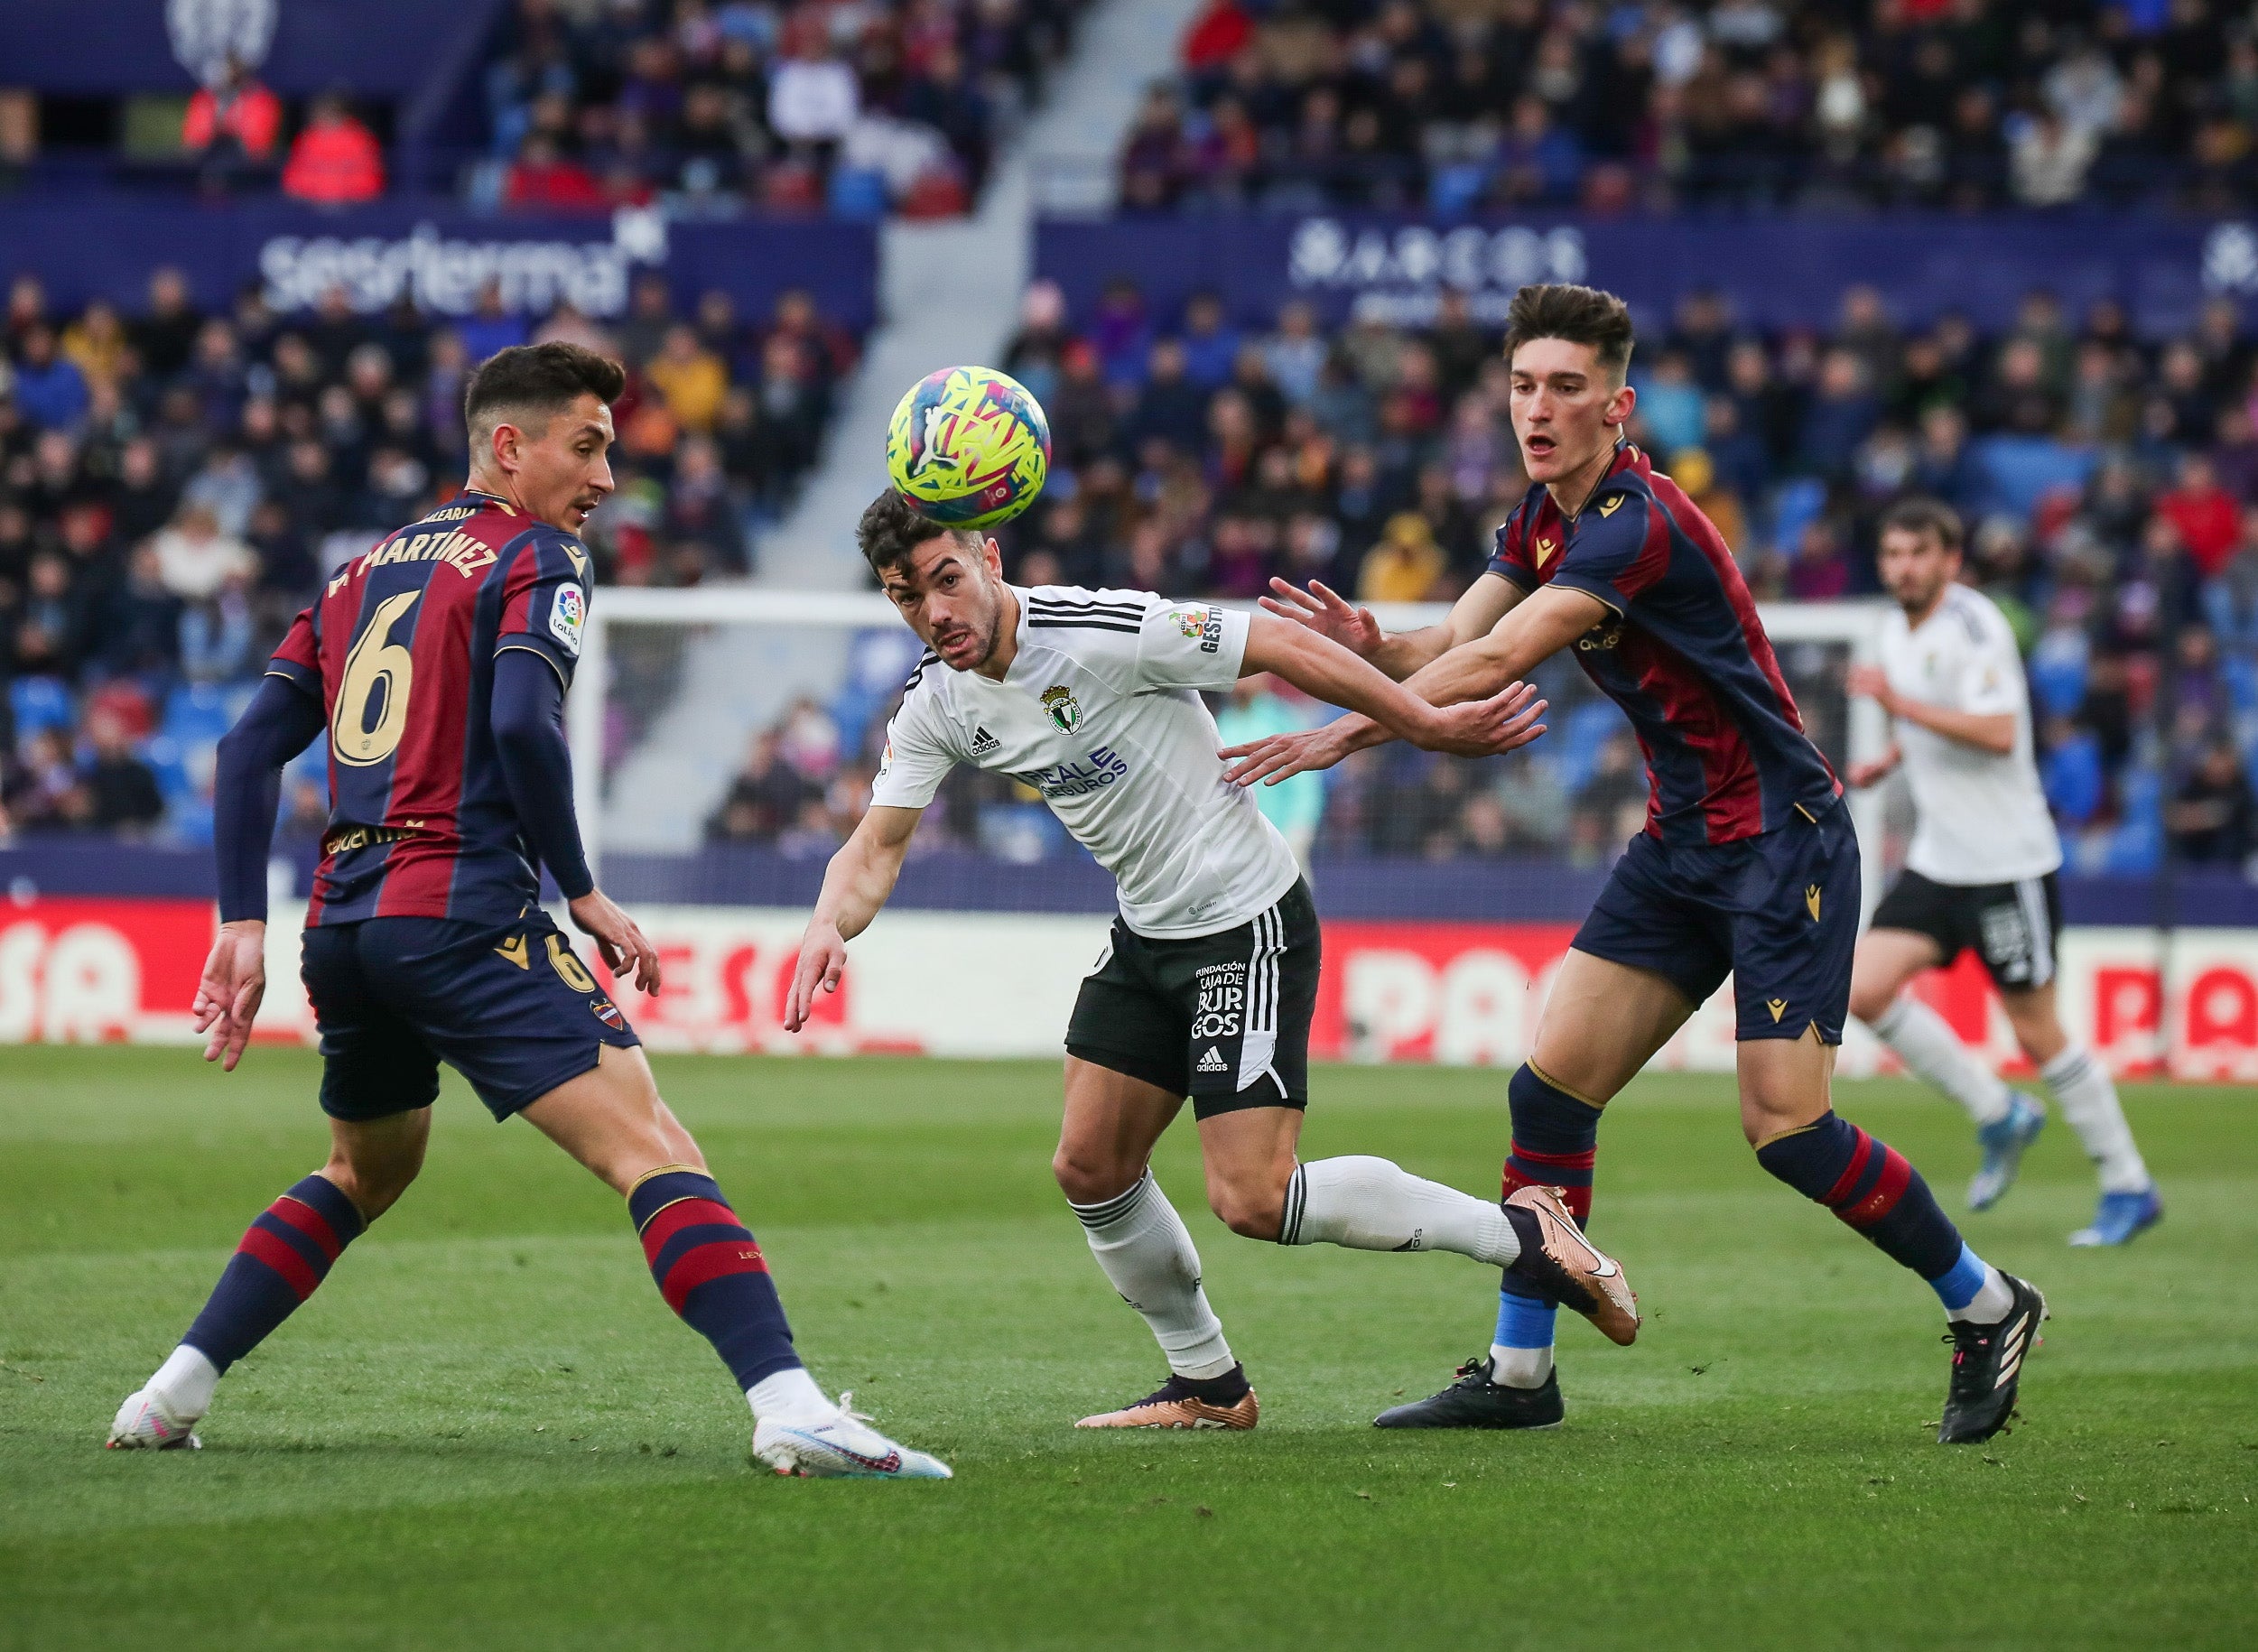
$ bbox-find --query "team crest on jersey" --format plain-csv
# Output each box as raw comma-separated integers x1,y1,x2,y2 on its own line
591,998,626,1030
551,583,586,656
1040,684,1083,734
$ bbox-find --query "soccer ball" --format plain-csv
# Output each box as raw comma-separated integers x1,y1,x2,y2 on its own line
886,366,1052,529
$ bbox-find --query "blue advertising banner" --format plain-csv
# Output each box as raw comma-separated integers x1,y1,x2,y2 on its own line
0,201,881,334
1036,212,2257,339
11,0,504,95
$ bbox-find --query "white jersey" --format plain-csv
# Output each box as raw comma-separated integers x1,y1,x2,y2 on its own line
868,585,1301,938
1879,582,2061,886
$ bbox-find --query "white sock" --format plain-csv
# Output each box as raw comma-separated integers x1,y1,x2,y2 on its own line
151,1345,219,1418
1488,1344,1554,1387
2041,1044,2152,1194
1070,1173,1236,1380
1278,1156,1521,1267
1871,997,2012,1125
746,1366,833,1425
1947,1262,2016,1324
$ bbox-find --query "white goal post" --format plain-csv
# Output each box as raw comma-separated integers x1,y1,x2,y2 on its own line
571,586,1891,893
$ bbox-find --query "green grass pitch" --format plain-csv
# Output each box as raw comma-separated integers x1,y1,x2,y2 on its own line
3,1046,2253,1650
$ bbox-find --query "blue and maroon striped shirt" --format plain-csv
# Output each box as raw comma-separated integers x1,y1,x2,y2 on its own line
1488,443,1839,847
266,489,592,926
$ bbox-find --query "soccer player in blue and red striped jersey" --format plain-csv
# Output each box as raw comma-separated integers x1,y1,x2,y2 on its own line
107,342,946,1478
1230,284,2045,1445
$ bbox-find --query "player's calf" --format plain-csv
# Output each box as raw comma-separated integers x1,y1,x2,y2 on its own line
109,1173,369,1449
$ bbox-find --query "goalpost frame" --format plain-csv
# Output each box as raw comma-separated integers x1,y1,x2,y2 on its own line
573,588,1890,896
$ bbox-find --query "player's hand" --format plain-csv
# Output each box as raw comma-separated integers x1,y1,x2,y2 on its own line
1259,579,1383,657
1845,757,1895,789
1419,682,1548,757
785,922,848,1034
1844,664,1897,713
192,919,267,1072
1221,723,1352,789
568,889,662,996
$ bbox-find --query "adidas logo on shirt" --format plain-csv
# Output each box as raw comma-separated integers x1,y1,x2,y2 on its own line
1196,1046,1228,1074
970,725,1000,756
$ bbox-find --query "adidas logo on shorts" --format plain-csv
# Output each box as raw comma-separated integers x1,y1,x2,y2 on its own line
971,725,1000,756
1196,1046,1228,1074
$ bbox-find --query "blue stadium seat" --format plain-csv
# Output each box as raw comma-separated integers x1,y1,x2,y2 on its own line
1555,701,1628,796
2091,769,2163,877
1768,478,1826,560
2027,635,2089,719
10,674,73,738
827,167,889,221
1972,436,2096,521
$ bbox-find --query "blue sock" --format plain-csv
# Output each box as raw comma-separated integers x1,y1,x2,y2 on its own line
182,1174,366,1372
1493,1290,1558,1350
1928,1241,1988,1313
628,1165,802,1389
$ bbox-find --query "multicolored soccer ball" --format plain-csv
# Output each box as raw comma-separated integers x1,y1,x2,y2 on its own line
886,366,1052,529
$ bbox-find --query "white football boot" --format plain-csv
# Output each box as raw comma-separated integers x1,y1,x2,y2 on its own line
752,1393,952,1480
107,1386,203,1451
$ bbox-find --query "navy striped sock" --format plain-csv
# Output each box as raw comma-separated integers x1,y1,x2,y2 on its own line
628,1166,801,1389
1755,1110,1966,1280
181,1174,366,1372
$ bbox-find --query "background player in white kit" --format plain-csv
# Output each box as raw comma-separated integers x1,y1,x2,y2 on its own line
1846,499,2161,1246
785,492,1639,1431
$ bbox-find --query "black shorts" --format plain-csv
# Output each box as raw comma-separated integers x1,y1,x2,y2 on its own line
1871,868,2062,992
1065,878,1319,1118
1572,798,1861,1044
300,912,640,1124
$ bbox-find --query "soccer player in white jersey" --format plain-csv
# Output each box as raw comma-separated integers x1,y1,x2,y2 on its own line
784,491,1640,1431
1846,498,2161,1246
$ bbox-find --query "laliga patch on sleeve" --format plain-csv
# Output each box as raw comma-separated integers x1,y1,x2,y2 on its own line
550,583,587,656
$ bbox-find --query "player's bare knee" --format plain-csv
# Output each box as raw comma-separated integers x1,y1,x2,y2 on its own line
1848,979,1896,1025
321,1153,421,1221
1053,1146,1138,1206
1208,1176,1286,1240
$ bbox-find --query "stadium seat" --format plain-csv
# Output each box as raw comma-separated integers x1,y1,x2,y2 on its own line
1768,479,1826,561
1972,437,2096,522
827,166,890,221
9,674,73,738
2027,635,2091,719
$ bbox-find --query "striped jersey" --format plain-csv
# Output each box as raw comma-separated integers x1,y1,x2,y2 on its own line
265,488,593,926
867,584,1300,938
1488,442,1840,846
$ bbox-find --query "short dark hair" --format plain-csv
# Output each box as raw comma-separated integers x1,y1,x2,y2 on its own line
462,341,627,450
1503,283,1636,382
1878,496,1964,552
856,489,974,579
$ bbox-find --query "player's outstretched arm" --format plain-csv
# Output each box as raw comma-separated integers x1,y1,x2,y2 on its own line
1239,610,1548,759
1259,571,1522,682
1224,585,1603,789
786,804,923,1034
199,675,327,1070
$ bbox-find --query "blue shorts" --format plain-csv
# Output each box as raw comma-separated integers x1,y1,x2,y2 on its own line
300,913,640,1123
1573,798,1860,1044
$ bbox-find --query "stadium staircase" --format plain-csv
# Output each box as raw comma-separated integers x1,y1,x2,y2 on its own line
602,0,1200,854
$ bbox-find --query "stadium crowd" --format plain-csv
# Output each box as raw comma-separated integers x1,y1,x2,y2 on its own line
731,267,2258,877
1123,0,2258,214
479,0,1092,217
0,266,859,841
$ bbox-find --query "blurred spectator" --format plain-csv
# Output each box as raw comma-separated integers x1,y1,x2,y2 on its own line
1358,513,1445,602
282,94,386,206
706,730,810,842
1214,675,1323,869
2170,739,2258,866
182,55,283,169
646,324,729,433
79,708,164,834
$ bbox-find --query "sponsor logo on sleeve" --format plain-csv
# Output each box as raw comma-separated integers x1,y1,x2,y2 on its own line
1175,605,1225,654
550,583,586,655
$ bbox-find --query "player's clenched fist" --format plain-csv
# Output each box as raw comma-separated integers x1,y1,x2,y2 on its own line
785,922,848,1033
